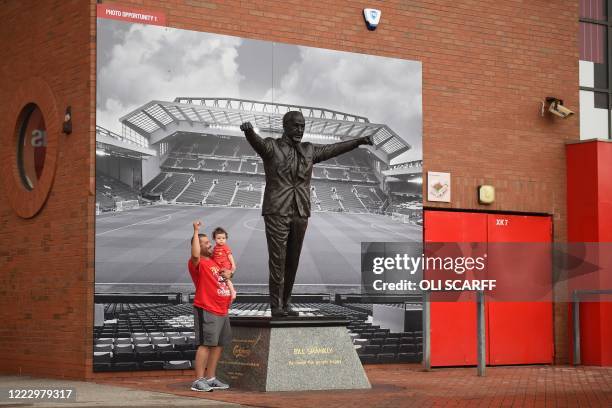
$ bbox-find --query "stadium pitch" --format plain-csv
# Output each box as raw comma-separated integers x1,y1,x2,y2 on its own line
95,204,422,294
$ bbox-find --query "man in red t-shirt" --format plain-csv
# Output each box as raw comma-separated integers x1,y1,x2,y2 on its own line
188,221,232,392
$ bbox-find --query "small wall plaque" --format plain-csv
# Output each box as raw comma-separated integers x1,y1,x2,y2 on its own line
427,171,451,203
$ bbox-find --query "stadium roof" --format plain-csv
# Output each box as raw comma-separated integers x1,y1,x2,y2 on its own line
96,126,156,159
382,160,423,177
119,98,411,163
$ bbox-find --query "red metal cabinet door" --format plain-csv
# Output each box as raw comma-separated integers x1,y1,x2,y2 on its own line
424,211,487,366
486,214,553,365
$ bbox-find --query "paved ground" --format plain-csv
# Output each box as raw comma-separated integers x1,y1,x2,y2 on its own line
0,375,247,407
2,364,611,407
100,364,612,407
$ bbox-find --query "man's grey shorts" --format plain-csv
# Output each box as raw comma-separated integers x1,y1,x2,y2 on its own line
193,306,232,347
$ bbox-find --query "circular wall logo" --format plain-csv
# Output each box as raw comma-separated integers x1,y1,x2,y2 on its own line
0,77,60,218
17,103,47,190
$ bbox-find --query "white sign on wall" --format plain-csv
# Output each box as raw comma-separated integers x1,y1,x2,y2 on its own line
427,171,451,202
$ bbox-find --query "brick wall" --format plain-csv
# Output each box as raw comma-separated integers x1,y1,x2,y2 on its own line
0,0,578,380
0,0,95,379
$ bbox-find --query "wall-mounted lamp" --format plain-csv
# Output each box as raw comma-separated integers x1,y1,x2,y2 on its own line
541,97,574,119
478,185,495,205
63,106,72,134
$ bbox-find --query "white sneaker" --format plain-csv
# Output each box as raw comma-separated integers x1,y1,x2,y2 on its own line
207,377,229,390
191,378,213,392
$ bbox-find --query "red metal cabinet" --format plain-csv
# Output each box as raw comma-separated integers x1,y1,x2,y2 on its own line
567,140,612,366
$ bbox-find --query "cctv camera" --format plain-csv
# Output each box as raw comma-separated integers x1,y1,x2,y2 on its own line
548,101,574,118
546,97,574,119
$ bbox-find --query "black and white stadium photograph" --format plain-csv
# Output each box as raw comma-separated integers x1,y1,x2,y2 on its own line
94,17,423,371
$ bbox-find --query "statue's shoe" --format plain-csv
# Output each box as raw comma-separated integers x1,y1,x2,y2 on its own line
271,308,288,318
284,306,299,317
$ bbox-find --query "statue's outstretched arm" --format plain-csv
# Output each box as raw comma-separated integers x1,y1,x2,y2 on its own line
241,122,272,159
313,135,373,164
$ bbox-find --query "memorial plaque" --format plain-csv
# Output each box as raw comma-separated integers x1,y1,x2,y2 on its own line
217,317,370,391
218,327,270,390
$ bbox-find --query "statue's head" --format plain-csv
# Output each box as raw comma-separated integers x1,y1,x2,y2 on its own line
282,111,305,144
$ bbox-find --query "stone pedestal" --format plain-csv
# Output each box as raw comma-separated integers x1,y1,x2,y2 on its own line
217,316,371,392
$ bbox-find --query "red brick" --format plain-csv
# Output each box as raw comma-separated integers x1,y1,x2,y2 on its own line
0,0,578,379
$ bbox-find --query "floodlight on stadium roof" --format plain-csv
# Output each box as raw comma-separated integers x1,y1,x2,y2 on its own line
119,97,412,162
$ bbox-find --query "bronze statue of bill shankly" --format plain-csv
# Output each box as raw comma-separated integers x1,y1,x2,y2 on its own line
240,111,374,317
